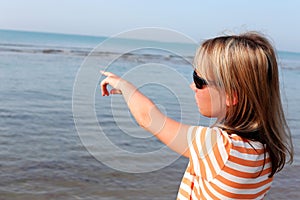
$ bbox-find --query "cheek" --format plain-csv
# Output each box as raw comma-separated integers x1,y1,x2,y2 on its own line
194,89,213,117
194,88,226,118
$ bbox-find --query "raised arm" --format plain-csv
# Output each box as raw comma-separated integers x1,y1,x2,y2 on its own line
100,71,191,157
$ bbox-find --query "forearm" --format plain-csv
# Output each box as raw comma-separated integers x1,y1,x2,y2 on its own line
120,81,190,157
120,80,164,133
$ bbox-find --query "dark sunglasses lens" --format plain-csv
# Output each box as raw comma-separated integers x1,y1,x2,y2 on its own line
193,71,207,89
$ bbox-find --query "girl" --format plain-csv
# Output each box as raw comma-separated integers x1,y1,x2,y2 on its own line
100,32,293,199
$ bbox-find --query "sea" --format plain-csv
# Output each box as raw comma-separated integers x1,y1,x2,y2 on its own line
0,29,299,200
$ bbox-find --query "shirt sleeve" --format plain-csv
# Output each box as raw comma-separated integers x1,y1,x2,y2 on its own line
187,126,231,181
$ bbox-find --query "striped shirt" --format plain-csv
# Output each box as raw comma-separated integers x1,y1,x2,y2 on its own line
177,126,273,200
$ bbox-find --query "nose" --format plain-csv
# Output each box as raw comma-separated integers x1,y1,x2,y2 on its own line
190,82,197,92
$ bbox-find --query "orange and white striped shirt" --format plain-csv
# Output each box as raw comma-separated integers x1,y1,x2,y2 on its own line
177,126,273,200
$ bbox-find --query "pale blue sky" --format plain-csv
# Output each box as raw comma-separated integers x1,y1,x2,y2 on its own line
1,0,300,52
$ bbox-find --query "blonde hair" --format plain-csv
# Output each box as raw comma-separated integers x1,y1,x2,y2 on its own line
194,31,293,177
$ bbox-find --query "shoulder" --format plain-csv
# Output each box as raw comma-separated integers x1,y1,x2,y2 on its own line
187,126,232,156
189,126,264,147
187,126,233,165
187,126,267,180
187,126,232,180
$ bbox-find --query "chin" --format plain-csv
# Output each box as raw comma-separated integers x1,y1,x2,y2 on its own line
198,109,212,118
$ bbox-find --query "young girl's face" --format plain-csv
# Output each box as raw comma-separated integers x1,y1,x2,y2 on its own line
190,75,227,119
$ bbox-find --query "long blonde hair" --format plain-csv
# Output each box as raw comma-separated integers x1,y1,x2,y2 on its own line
194,31,293,177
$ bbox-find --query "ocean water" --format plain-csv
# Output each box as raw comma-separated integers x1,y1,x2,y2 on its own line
0,29,299,199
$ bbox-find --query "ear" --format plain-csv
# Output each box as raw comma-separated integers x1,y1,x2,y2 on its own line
226,92,238,106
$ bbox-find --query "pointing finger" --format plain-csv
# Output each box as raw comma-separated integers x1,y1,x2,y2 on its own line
100,70,115,77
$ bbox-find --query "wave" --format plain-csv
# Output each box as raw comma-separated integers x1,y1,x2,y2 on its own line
0,43,194,64
0,43,91,56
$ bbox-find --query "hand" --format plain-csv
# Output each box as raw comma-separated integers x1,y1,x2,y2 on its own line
100,71,123,96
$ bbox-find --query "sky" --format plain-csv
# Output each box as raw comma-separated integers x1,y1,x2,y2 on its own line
1,0,300,52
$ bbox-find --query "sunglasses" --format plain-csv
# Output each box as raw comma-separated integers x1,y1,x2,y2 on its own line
193,71,208,89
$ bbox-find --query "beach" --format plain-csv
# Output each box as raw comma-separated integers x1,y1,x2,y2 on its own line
0,29,299,199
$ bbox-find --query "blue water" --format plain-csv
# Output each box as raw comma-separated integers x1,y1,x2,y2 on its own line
0,29,299,199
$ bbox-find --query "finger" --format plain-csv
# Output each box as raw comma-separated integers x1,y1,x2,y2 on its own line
100,78,110,96
110,88,122,95
100,70,115,77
